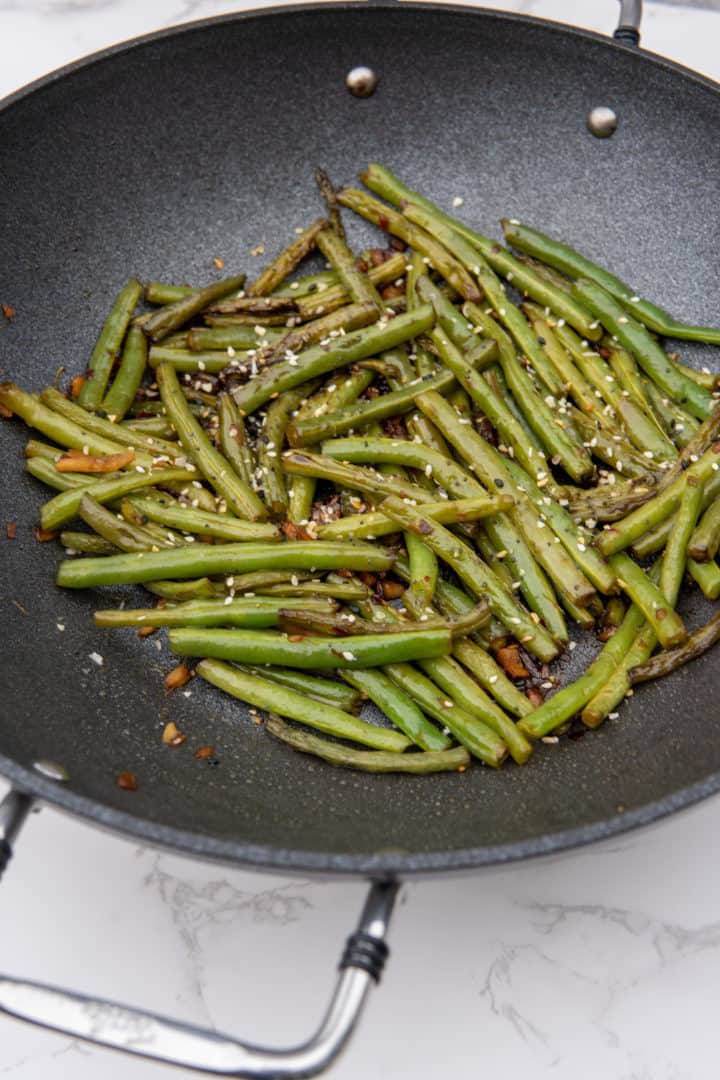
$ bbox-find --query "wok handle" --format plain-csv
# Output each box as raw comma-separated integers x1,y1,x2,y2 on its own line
614,0,642,44
0,788,398,1078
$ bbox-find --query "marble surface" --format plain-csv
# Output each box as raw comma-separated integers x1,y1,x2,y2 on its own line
2,1,720,1078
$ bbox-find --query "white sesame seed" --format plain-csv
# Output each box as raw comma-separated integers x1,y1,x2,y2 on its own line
89,652,104,666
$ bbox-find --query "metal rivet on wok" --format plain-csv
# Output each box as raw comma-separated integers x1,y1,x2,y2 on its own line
346,66,378,98
587,106,618,138
33,760,70,782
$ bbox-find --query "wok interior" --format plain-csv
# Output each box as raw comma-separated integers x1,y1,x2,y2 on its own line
1,6,719,872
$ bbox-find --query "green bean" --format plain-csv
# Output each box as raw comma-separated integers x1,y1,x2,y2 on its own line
232,306,434,416
629,611,720,686
196,659,410,752
688,494,720,562
0,383,146,462
416,654,531,764
604,339,656,408
503,459,616,594
406,411,450,456
94,596,336,629
316,226,384,314
120,502,183,547
580,561,663,728
609,551,687,649
401,204,566,397
26,456,112,494
458,307,594,483
673,359,719,392
656,402,720,491
413,393,595,614
248,219,328,296
265,715,469,773
40,466,198,531
204,313,296,328
687,557,720,599
501,217,720,345
126,494,279,541
317,494,511,541
39,386,179,462
145,282,195,305
238,666,361,711
143,577,217,600
341,669,451,751
524,306,601,417
257,580,371,601
287,367,458,446
258,385,317,517
171,626,451,669
551,323,676,461
56,539,395,588
274,270,341,300
282,449,430,504
142,274,246,343
640,379,700,448
76,279,142,406
157,362,267,521
660,474,705,599
519,602,647,739
295,256,408,320
382,662,507,767
24,439,66,462
120,417,176,440
400,530,437,609
451,638,532,719
337,188,482,302
187,326,284,351
78,494,164,553
60,531,118,555
100,324,148,420
217,393,256,491
148,347,242,374
572,279,713,419
362,164,602,343
274,607,483,637
598,443,720,555
379,494,559,660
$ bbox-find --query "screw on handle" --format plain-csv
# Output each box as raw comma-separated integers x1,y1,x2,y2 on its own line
614,0,642,45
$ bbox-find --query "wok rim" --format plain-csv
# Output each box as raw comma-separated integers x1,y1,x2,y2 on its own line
2,1,720,876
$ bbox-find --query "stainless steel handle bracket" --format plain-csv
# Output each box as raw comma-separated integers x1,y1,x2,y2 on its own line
0,788,399,1077
614,0,642,45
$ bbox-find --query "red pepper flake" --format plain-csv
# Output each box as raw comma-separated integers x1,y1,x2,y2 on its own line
162,721,186,746
381,580,405,600
378,216,389,233
2,303,15,321
164,663,192,690
596,624,617,642
359,571,377,587
213,257,225,270
0,403,13,419
525,687,545,708
194,745,215,760
69,375,86,400
116,771,138,791
496,644,530,680
32,526,58,542
380,283,405,300
56,448,135,473
281,521,315,541
6,522,17,540
355,258,369,272
656,608,667,621
389,237,406,252
137,625,158,638
287,633,306,643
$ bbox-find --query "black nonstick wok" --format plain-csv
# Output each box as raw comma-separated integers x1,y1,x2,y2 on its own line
1,1,719,1074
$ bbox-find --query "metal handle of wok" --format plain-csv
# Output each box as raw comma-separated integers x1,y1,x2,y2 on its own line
615,0,642,44
0,789,398,1078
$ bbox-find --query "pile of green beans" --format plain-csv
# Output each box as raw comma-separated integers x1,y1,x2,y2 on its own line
4,162,720,777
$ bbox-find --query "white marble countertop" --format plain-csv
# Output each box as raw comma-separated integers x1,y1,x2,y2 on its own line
2,2,720,1078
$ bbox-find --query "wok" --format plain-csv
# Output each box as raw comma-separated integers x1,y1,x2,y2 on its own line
1,0,719,1074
